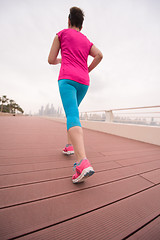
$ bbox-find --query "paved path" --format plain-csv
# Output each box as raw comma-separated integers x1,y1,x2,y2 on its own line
0,116,160,239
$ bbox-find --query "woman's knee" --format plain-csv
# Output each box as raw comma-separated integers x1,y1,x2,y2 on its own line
67,115,81,130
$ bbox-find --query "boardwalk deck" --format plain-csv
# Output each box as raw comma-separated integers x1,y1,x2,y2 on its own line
0,116,160,240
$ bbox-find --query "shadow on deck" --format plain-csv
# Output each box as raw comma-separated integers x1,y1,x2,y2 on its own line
0,116,160,239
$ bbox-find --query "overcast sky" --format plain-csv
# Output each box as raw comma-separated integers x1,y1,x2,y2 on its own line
0,0,160,114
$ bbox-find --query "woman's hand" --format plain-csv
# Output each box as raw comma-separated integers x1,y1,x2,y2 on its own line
54,58,62,64
48,35,61,65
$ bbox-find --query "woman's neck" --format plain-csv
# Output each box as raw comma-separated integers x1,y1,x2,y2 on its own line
69,26,80,32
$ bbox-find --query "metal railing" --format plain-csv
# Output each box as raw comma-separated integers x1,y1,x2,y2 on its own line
80,105,160,126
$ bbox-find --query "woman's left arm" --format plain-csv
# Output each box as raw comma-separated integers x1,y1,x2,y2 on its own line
48,35,61,65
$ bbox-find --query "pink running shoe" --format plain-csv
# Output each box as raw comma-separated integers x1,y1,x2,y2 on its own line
72,159,95,183
63,144,74,155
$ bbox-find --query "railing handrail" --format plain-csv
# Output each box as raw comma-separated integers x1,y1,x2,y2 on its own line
80,105,160,114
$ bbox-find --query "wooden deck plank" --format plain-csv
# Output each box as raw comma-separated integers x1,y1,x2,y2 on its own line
141,169,160,184
0,148,104,161
1,158,160,189
1,143,160,158
101,149,160,158
128,216,160,240
116,154,160,166
0,159,160,192
0,151,102,166
17,186,160,240
0,161,120,188
0,154,112,175
130,160,160,173
0,176,153,239
1,150,159,175
2,144,159,163
0,166,152,208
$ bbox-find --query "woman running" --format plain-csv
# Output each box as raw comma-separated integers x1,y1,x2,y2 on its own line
48,7,103,183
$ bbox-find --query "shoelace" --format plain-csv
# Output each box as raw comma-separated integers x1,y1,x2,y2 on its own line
66,144,72,147
73,159,84,171
73,162,78,171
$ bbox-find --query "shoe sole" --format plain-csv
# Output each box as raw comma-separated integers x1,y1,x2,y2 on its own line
62,151,74,155
72,166,95,184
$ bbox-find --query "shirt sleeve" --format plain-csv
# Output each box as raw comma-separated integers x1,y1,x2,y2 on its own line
87,39,93,54
56,29,64,42
89,41,93,51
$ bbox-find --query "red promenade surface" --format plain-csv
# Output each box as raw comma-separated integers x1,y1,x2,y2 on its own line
0,116,160,239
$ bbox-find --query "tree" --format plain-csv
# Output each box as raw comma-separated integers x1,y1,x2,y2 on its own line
12,103,19,114
1,95,8,112
0,95,24,114
9,99,15,113
16,105,24,114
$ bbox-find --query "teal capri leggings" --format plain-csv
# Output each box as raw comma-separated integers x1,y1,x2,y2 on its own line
58,79,89,130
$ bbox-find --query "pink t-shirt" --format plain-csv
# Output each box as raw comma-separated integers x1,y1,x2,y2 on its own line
57,28,93,86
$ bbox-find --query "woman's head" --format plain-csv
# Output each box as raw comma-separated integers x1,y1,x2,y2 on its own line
68,7,84,30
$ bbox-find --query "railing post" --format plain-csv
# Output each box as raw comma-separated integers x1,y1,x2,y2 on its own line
105,110,113,122
84,112,88,120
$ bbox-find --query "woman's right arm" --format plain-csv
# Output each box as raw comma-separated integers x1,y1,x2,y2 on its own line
88,45,103,73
